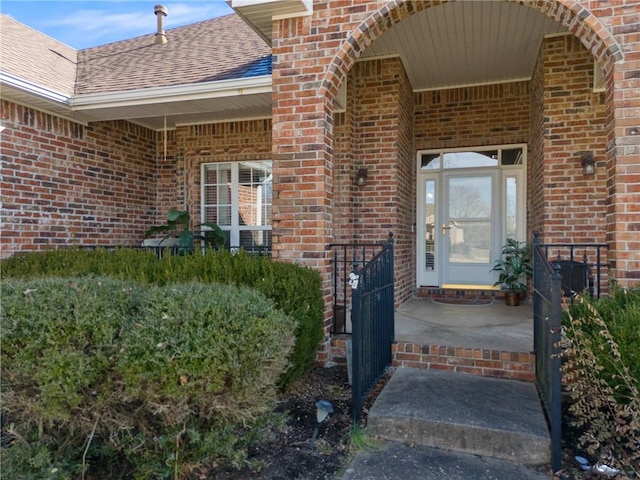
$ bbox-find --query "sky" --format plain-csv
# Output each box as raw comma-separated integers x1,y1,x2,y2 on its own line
1,1,233,49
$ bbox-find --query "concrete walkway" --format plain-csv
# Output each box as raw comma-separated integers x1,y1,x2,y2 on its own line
340,367,551,480
396,299,533,353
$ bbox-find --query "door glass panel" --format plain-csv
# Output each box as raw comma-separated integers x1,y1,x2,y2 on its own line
447,176,492,264
425,179,436,270
448,176,492,219
506,176,517,237
448,221,492,263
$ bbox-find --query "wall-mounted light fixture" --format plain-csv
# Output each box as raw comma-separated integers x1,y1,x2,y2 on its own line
356,167,368,186
581,152,596,176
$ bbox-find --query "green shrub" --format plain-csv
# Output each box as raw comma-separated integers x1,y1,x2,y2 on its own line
562,286,640,475
1,277,295,479
564,285,640,398
0,247,158,281
1,248,325,389
193,250,324,389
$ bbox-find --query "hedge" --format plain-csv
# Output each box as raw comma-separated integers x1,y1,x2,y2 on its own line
1,247,325,389
1,276,296,479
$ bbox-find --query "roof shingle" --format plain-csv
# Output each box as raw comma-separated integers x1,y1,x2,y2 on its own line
0,14,77,96
75,14,271,95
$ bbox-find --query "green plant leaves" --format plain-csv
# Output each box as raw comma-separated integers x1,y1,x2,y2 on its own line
491,238,532,292
1,276,298,478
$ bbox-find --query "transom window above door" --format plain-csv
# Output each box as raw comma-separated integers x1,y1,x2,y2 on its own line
421,147,524,170
201,161,272,250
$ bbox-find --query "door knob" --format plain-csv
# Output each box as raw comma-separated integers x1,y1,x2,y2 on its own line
442,223,451,235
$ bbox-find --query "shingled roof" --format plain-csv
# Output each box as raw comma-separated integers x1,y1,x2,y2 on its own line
76,14,271,95
1,13,270,98
0,15,78,96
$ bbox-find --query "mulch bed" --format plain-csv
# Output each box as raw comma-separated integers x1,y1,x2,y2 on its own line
201,365,355,480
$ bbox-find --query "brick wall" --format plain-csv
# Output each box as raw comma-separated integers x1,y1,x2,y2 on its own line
534,35,608,247
415,82,530,151
154,129,180,223
272,0,638,287
601,0,640,284
1,100,157,255
331,58,415,302
396,59,416,304
529,45,546,238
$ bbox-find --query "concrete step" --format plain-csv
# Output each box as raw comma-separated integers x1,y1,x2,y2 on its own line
341,440,550,480
366,368,550,465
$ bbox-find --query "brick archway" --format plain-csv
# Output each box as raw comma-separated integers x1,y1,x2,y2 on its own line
318,0,638,285
320,0,623,102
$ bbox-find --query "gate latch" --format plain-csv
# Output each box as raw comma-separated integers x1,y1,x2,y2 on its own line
348,272,360,290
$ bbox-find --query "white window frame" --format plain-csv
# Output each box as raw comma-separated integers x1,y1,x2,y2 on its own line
201,160,272,248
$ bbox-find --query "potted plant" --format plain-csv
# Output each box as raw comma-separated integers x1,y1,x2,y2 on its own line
491,238,533,306
144,209,224,252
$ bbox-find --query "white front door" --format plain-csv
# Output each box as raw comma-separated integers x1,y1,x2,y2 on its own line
443,172,497,285
416,146,526,288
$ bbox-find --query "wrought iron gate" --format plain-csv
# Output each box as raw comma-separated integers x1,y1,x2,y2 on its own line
350,233,395,423
532,233,562,473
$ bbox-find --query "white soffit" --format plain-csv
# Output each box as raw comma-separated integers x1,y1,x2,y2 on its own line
229,0,312,45
1,74,273,130
361,1,567,91
75,92,273,130
70,76,273,130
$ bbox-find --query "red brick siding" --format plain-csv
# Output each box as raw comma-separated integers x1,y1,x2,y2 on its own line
538,35,608,246
529,43,546,238
415,82,530,151
1,100,157,255
601,1,640,283
396,59,416,305
308,0,636,285
333,58,415,302
154,129,181,223
333,107,355,243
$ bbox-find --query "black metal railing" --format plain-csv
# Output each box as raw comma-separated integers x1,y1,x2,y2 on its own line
350,233,395,424
532,233,562,473
539,241,608,298
328,239,389,334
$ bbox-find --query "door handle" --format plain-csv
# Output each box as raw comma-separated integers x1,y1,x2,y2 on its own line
442,223,451,235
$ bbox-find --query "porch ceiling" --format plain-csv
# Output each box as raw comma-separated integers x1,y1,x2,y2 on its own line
360,1,567,91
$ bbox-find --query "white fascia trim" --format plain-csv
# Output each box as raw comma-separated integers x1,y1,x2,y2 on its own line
0,72,71,104
71,75,273,110
175,115,272,128
414,77,532,93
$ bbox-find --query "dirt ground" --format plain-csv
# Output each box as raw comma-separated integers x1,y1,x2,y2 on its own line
202,365,356,480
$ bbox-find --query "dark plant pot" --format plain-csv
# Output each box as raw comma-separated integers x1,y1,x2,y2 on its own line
504,291,522,306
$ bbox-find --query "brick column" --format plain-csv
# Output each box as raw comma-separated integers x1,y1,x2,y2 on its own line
271,17,337,362
609,61,640,286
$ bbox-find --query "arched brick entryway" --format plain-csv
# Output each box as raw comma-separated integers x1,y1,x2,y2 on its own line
270,0,638,361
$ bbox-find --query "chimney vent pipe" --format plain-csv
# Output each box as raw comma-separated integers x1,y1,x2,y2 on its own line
154,5,168,44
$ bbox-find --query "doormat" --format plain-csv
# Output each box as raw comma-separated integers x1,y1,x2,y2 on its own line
433,298,494,306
